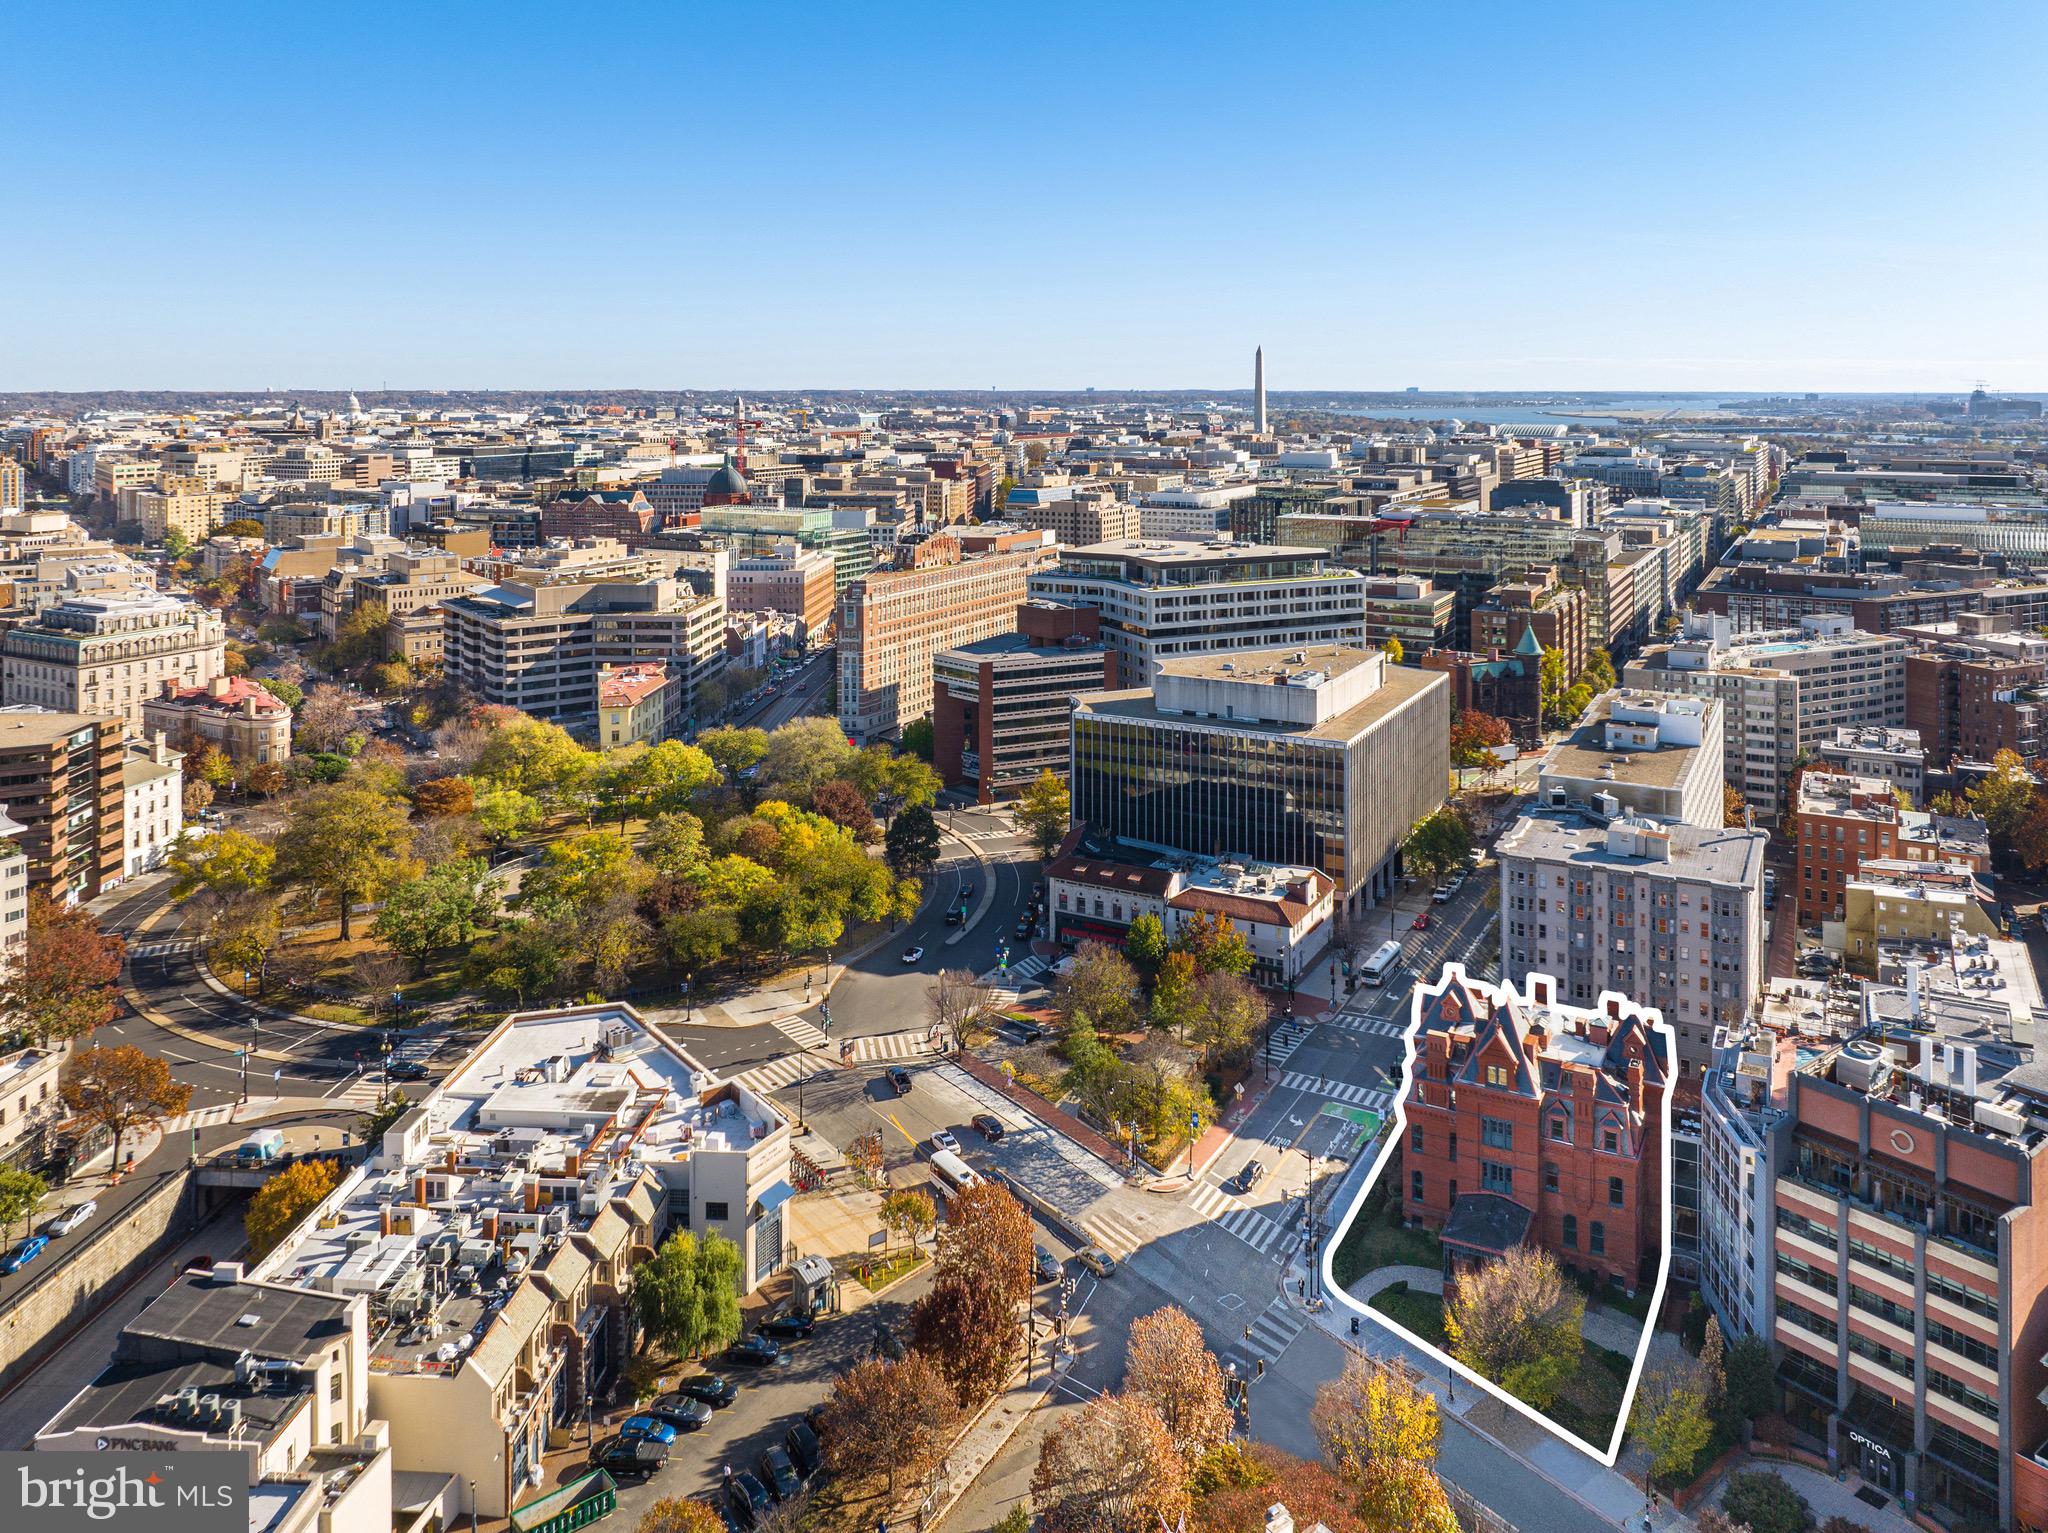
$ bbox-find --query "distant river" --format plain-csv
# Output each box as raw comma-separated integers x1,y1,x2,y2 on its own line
1332,396,1736,426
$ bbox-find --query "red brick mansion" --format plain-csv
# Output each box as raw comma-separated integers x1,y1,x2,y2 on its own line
1398,967,1672,1292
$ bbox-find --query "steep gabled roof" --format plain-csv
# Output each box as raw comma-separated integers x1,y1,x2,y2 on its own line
1454,990,1539,1098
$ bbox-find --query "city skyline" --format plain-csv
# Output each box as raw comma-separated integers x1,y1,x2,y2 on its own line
6,2,2045,392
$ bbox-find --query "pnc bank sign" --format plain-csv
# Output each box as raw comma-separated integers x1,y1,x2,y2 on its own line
3,1453,245,1533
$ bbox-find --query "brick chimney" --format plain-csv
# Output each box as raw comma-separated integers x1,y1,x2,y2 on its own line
206,675,231,699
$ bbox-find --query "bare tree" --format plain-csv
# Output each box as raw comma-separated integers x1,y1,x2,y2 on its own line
926,966,994,1051
352,947,411,1017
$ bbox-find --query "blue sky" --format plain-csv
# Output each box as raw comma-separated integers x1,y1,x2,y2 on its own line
6,1,2045,392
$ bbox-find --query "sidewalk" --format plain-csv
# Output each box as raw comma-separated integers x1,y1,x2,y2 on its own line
907,1338,1064,1533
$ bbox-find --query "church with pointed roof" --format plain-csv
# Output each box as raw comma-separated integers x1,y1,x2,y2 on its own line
1398,966,1670,1291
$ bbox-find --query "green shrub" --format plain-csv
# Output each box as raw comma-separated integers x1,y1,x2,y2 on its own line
1719,1470,1813,1533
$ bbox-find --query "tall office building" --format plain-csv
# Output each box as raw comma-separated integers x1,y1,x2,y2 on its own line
442,553,725,730
1028,539,1367,687
1254,346,1267,434
837,543,1055,742
1765,966,2048,1531
1070,644,1448,908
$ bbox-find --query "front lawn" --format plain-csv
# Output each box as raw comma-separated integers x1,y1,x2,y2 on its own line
1542,1341,1633,1444
1332,1175,1441,1288
1368,1282,1447,1348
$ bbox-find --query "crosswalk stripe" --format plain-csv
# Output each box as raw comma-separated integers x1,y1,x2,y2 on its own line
1258,1018,1315,1069
731,1054,821,1096
1334,1013,1407,1038
130,938,201,959
773,1015,831,1051
1075,1212,1141,1259
1185,1181,1286,1254
845,1031,936,1062
1278,1071,1391,1112
1240,1297,1308,1365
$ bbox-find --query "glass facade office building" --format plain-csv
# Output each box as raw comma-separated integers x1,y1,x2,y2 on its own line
1073,714,1353,890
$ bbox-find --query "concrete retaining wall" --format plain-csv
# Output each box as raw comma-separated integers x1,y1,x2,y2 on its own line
0,1169,213,1397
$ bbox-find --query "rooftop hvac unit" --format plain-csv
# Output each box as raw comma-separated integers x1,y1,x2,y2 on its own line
1835,1040,1888,1092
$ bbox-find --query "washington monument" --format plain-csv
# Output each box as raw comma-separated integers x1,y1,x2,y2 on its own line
1254,345,1267,433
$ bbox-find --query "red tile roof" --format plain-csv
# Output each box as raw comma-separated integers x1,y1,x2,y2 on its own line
599,666,669,707
158,676,289,714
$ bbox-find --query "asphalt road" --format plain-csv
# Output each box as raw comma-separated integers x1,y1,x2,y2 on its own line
815,806,1040,1041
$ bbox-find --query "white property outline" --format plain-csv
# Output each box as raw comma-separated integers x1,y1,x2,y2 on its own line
1317,963,1677,1467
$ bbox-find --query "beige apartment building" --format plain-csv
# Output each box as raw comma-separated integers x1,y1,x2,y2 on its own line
92,457,157,503
1,592,226,735
350,548,490,667
126,476,229,544
1625,612,1908,825
159,441,249,490
597,663,673,749
837,543,1057,741
1019,490,1143,546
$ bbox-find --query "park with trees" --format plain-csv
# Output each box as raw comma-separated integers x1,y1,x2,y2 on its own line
164,711,941,1027
1011,918,1266,1168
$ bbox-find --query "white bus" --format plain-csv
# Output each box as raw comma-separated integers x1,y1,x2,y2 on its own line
1361,939,1404,987
930,1149,982,1195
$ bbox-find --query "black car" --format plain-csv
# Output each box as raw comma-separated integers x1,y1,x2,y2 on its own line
972,1113,1005,1141
1234,1160,1265,1195
886,1066,913,1095
1032,1246,1060,1282
592,1437,664,1481
646,1396,713,1432
757,1307,816,1340
725,1473,772,1529
785,1422,822,1478
725,1333,783,1367
666,1375,739,1408
387,1059,429,1081
758,1446,801,1503
715,1500,746,1533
